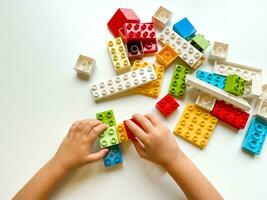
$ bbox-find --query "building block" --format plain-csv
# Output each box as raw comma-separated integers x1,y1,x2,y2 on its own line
107,8,140,37
96,110,116,126
195,92,216,112
224,74,246,96
211,100,250,130
123,118,143,140
210,41,228,60
185,75,251,111
103,144,123,167
73,55,95,78
126,41,144,59
142,38,158,54
158,27,205,69
190,34,210,52
243,79,262,98
256,99,267,121
115,123,129,143
156,94,179,117
262,84,267,98
242,116,267,155
91,65,157,101
196,70,226,89
174,104,218,149
107,37,130,75
152,6,172,30
156,44,178,67
99,126,119,148
173,17,196,40
168,65,192,97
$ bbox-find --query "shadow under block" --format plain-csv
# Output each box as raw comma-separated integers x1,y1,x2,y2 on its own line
96,110,116,126
103,144,123,167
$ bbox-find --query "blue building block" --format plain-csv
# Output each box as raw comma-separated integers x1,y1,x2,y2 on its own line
242,116,267,155
196,70,226,89
173,17,196,40
103,144,122,167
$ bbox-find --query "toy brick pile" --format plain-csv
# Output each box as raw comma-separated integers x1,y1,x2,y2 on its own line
73,7,267,167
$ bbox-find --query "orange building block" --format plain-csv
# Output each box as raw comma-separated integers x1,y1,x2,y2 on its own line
115,123,129,143
156,44,178,68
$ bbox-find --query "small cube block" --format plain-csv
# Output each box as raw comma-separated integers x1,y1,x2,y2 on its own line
224,74,246,96
156,44,178,67
103,144,123,167
126,41,144,59
190,34,210,52
156,94,179,117
74,55,95,78
99,126,119,148
152,6,172,30
96,110,116,126
196,70,226,89
173,17,196,40
210,41,228,60
115,123,129,143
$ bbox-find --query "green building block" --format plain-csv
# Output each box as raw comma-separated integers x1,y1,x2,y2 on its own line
168,65,192,97
190,34,210,52
99,126,119,148
96,110,116,126
224,74,246,96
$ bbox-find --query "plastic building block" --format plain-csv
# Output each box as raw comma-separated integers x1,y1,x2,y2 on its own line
213,60,262,81
158,27,205,69
107,37,130,75
242,116,267,155
96,110,116,126
262,84,267,98
156,44,178,67
142,38,158,54
210,41,228,60
211,100,250,130
196,70,226,89
173,17,196,40
152,6,172,30
190,34,210,52
195,92,216,112
168,65,192,97
156,94,179,117
174,104,218,149
115,123,129,143
118,27,127,42
126,41,144,59
256,99,267,120
186,75,251,111
74,55,95,78
99,126,119,148
242,79,262,98
107,8,140,37
123,118,143,140
224,74,246,96
91,65,157,101
103,144,123,167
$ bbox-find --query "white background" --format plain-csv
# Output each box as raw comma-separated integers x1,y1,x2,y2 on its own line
1,0,267,199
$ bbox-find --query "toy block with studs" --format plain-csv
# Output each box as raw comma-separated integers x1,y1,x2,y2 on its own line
103,144,123,167
156,94,179,117
174,104,218,149
224,74,246,96
96,110,116,126
195,92,216,112
99,126,119,148
196,70,226,89
124,118,143,140
173,17,196,40
115,122,129,143
142,38,158,55
168,64,192,97
210,41,228,60
73,55,95,78
190,34,210,52
126,41,144,59
152,6,172,30
156,44,178,67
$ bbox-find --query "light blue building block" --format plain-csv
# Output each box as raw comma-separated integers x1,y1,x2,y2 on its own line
242,116,267,155
196,70,226,89
103,144,122,167
173,17,196,40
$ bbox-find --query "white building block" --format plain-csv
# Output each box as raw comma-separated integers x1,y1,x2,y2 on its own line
256,99,267,120
74,55,95,78
195,92,216,112
158,27,205,69
186,75,251,111
210,41,228,60
262,84,267,99
91,65,157,101
152,6,172,30
243,79,262,98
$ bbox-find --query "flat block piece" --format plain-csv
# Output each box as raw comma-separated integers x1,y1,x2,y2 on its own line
195,92,216,112
91,65,157,101
156,44,178,67
168,65,192,97
107,37,130,75
211,100,250,130
256,99,267,120
224,74,246,96
158,27,205,69
213,60,262,81
103,144,123,167
173,17,196,40
210,41,228,60
142,38,158,54
190,34,210,52
186,75,251,111
152,6,172,30
107,8,140,37
123,22,156,41
96,110,116,126
156,94,179,117
74,55,95,78
196,70,226,89
174,104,218,149
99,126,119,148
242,116,267,155
126,41,144,59
115,123,129,143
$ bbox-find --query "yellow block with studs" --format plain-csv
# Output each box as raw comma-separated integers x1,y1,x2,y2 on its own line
115,123,129,143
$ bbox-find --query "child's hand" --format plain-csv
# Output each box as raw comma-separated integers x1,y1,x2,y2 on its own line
126,114,182,168
52,119,109,172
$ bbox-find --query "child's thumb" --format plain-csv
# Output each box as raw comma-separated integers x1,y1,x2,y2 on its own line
86,149,109,163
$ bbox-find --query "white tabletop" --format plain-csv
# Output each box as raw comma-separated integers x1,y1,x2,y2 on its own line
1,0,267,199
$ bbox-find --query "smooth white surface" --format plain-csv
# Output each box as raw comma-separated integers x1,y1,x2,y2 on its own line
1,0,267,199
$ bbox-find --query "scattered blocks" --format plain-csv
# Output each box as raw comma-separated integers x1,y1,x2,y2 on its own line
174,104,218,149
256,99,267,121
126,41,144,59
115,123,129,143
242,116,267,155
103,144,123,167
195,92,216,112
173,17,196,40
190,34,210,52
99,126,119,148
96,110,116,126
156,44,178,67
224,74,246,96
152,6,172,30
156,94,179,117
196,70,226,89
210,41,228,60
74,55,95,78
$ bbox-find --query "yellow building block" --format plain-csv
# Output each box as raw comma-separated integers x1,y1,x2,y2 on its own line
156,44,178,68
115,123,129,143
174,104,218,149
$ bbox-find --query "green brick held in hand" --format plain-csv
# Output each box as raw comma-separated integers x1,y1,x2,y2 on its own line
96,110,116,126
99,126,119,148
224,74,246,96
190,34,210,52
168,65,192,97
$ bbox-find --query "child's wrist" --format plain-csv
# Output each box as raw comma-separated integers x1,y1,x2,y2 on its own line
162,150,186,171
49,157,71,176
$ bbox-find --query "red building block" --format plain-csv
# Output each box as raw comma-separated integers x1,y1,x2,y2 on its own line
126,41,144,59
107,8,140,37
123,118,143,140
156,94,179,117
211,100,250,130
142,38,158,54
123,22,156,41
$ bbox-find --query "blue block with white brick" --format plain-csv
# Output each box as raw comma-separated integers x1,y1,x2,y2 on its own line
103,144,122,167
173,17,196,40
196,70,226,89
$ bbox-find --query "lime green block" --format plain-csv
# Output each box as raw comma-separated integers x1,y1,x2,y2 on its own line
224,74,246,96
96,110,116,126
99,126,119,148
191,34,210,52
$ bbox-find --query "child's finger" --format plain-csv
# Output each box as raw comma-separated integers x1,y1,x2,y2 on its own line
80,120,102,135
126,120,148,144
87,123,108,142
132,113,154,132
145,114,160,126
132,138,147,159
67,120,81,137
86,149,109,163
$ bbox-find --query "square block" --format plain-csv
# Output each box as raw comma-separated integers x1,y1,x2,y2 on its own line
156,94,179,117
124,118,143,140
96,110,116,126
156,44,178,67
190,34,210,52
196,70,226,89
142,38,158,54
224,74,246,96
115,123,129,143
74,55,95,78
195,92,216,112
173,17,196,40
152,6,172,30
210,41,229,60
103,144,123,167
126,41,144,59
99,126,119,148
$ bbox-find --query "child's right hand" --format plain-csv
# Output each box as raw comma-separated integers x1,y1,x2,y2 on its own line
125,114,182,168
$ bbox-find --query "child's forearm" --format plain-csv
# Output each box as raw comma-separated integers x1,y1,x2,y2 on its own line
164,152,223,200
